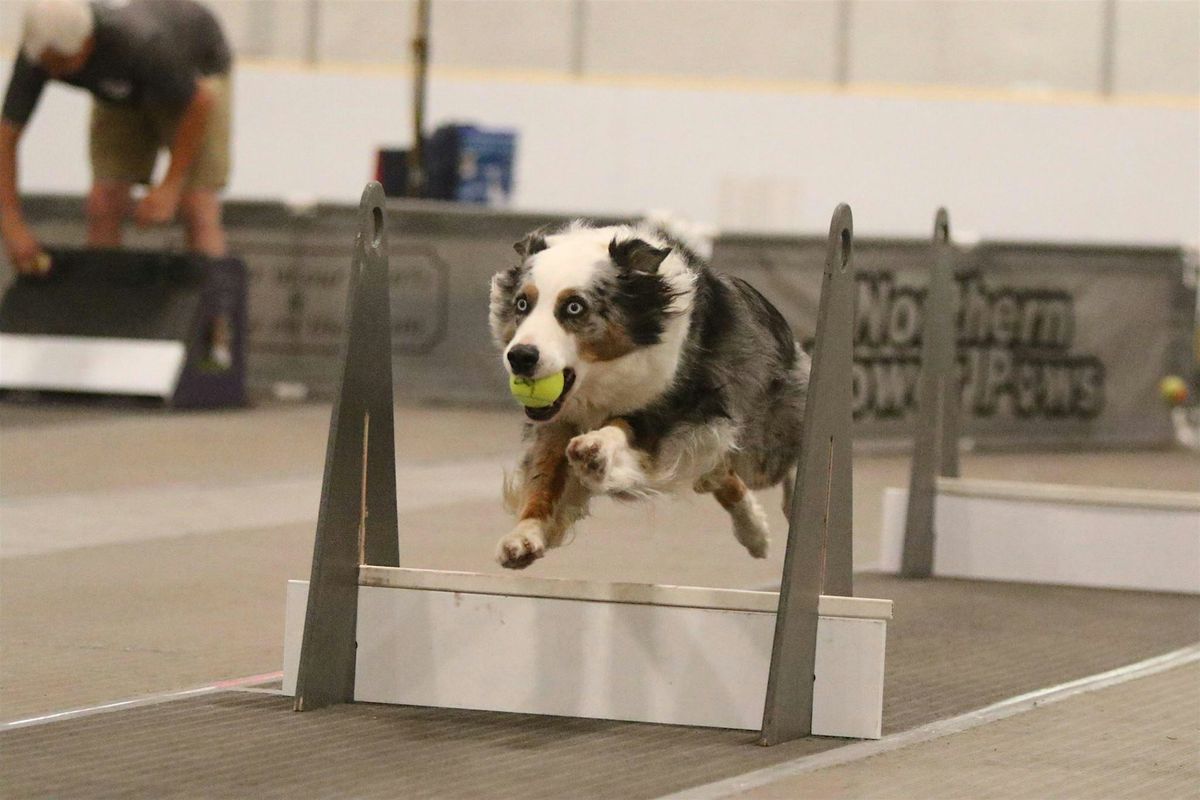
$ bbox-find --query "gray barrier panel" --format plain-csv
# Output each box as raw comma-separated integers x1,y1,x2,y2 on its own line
10,195,1190,448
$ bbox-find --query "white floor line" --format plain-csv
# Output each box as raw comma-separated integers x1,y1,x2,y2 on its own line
226,686,290,697
1,671,284,731
0,456,512,558
659,643,1200,800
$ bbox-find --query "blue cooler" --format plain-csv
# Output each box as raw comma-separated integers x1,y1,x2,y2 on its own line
425,124,518,205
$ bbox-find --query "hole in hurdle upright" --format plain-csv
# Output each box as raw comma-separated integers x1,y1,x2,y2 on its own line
293,182,400,712
900,208,961,579
759,203,856,746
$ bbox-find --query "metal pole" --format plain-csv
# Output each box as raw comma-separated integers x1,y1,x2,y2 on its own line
304,0,321,67
245,1,274,59
569,0,588,77
407,0,431,197
834,0,853,87
1099,0,1117,96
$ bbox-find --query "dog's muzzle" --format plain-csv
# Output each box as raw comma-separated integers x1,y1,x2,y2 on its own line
507,344,540,378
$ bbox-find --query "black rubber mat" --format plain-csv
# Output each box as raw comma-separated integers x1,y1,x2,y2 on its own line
3,575,1198,800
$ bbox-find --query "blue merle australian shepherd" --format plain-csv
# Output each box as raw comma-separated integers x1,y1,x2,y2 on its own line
488,219,810,568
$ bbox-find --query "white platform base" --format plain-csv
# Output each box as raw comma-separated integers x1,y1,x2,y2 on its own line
0,333,185,398
879,479,1200,594
283,567,892,739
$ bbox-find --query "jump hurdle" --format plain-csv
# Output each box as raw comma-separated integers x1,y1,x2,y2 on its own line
881,210,1200,594
282,183,893,743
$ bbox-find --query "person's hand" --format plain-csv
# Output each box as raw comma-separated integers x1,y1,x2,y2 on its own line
135,181,183,227
1,217,44,274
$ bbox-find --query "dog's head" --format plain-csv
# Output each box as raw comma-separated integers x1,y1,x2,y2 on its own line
489,221,698,424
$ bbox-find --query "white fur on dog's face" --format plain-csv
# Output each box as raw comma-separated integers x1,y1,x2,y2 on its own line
504,231,610,380
495,223,698,427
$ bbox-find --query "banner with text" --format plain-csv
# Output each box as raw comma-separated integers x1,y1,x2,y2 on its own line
13,198,1190,448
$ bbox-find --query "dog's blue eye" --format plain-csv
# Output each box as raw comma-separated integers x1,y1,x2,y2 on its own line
565,300,586,316
515,297,529,313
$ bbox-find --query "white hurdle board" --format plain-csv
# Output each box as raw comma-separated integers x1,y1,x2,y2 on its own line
0,333,185,398
282,567,892,739
881,478,1200,594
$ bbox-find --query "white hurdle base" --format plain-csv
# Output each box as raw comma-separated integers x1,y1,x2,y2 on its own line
0,333,185,398
880,478,1200,594
283,567,892,739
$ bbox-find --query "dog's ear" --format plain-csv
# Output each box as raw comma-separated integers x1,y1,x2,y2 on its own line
513,229,550,259
609,237,671,273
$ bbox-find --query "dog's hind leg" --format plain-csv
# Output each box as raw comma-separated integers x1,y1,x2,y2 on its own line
781,466,797,517
704,469,770,558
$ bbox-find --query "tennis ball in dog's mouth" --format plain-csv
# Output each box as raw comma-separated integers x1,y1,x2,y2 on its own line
1159,375,1189,407
510,371,565,408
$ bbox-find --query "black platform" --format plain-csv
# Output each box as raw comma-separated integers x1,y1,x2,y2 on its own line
0,248,247,408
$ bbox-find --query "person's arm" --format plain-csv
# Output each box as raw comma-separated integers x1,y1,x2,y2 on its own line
1,54,47,272
0,119,42,272
134,81,215,227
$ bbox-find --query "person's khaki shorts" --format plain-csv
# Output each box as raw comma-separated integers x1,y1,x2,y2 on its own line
90,74,232,190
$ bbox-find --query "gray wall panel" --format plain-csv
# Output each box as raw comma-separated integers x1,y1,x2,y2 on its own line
264,0,575,71
315,0,417,65
431,1,575,73
5,0,1193,97
1114,0,1200,96
848,0,1106,92
0,4,23,53
204,1,309,62
583,0,840,82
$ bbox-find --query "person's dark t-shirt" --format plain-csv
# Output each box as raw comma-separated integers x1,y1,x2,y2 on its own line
2,0,231,126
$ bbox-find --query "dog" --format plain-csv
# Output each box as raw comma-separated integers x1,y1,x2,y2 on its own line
488,218,810,569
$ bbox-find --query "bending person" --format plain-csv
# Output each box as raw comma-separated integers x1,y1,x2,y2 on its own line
1,0,233,273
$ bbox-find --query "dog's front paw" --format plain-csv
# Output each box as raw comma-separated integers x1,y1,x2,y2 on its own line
566,431,610,487
567,428,642,494
495,519,547,569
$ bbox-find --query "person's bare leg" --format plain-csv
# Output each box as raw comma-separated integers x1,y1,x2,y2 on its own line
86,181,132,247
179,189,226,257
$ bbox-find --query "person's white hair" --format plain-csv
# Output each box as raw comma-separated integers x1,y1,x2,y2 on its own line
22,0,95,61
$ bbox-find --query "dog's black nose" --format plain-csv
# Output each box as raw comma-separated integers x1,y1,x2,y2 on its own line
507,345,540,377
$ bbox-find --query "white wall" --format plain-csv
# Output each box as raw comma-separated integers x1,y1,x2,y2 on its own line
6,61,1197,245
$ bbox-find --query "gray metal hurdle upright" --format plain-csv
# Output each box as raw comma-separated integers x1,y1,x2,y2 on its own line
293,183,400,711
293,183,866,746
900,209,961,579
760,204,857,745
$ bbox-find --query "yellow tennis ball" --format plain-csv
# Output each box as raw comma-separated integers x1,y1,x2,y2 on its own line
1159,375,1189,406
510,371,565,408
